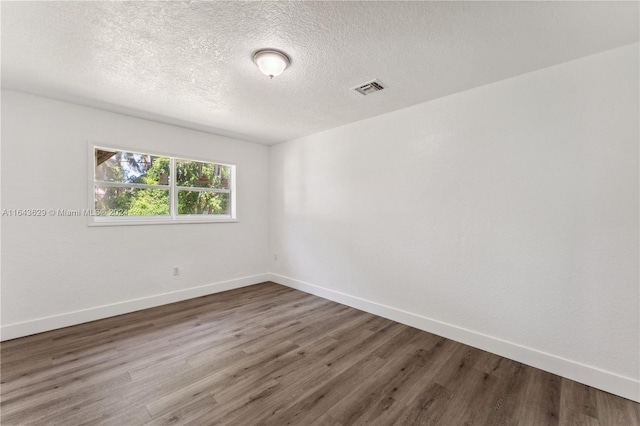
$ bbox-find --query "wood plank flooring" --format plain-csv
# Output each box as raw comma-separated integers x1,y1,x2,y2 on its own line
1,282,638,425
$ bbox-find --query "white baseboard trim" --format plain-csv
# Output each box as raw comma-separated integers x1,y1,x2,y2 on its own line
268,273,640,403
1,274,270,342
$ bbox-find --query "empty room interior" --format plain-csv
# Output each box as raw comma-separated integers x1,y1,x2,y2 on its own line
1,1,639,425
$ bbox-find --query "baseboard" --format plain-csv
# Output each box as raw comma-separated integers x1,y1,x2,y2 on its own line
1,273,269,342
268,273,640,403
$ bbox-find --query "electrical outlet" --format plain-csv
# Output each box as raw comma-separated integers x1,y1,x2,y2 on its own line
173,267,180,276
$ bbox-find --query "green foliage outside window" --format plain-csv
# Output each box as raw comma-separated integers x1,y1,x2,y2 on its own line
177,159,230,215
95,150,231,216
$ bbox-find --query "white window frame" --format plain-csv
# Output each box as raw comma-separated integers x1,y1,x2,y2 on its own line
88,143,237,226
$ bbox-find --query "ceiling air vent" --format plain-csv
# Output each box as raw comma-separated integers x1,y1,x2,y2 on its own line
354,80,385,96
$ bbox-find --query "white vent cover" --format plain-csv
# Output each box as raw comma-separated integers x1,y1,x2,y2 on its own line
354,80,385,96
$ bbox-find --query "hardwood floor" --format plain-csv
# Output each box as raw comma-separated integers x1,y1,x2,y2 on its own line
1,282,638,425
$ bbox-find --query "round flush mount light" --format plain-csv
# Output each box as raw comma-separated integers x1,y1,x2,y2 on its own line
253,50,290,79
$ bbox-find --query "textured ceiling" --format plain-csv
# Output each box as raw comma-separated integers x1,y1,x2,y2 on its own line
2,1,638,145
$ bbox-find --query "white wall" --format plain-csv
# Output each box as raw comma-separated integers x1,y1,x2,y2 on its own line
1,90,270,338
269,44,639,401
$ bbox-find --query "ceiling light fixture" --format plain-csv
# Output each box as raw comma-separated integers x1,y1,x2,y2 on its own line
253,50,290,79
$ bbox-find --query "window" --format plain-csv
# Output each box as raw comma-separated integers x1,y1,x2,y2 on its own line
90,146,236,225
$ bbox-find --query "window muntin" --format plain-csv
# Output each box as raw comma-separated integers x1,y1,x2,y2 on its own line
91,146,236,225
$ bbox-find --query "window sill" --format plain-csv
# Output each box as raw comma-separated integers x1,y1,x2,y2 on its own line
88,216,238,226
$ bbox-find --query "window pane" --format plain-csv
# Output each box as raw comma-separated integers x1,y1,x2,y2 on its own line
176,159,231,189
95,149,170,186
178,191,230,215
95,186,170,216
